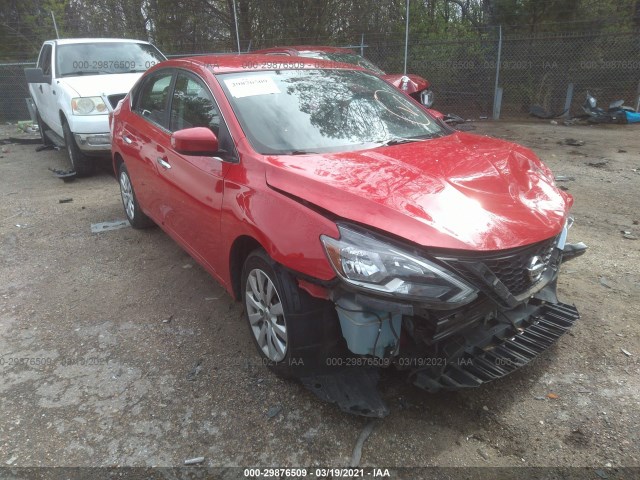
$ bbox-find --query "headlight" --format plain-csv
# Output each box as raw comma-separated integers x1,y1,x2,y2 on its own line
321,225,477,306
71,97,108,115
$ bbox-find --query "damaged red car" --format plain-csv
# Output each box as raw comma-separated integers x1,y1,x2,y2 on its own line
111,55,586,416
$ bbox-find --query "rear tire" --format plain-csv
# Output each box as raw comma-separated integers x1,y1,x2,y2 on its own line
118,163,154,229
62,119,95,177
241,249,343,378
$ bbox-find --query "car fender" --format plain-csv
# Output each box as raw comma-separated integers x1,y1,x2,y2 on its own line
219,154,339,298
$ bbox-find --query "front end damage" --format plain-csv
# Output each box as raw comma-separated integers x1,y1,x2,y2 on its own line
304,222,586,417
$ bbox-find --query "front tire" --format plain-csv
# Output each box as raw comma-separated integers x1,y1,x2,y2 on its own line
118,163,154,229
241,249,343,378
62,119,95,177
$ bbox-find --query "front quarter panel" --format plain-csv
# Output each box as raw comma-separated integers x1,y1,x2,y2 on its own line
220,143,339,291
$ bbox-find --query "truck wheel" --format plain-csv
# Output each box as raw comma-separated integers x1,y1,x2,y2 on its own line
241,249,343,378
36,111,53,147
118,163,154,229
62,119,95,177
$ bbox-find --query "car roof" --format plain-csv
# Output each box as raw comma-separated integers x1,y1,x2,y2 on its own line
47,38,152,45
252,45,356,55
164,54,365,74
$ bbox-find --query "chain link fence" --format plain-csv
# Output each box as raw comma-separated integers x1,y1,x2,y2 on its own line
1,28,639,122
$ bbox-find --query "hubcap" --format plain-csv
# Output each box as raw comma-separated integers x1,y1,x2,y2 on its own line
245,268,288,362
119,172,135,221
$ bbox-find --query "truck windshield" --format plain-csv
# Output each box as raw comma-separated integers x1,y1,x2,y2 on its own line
218,69,447,155
56,42,166,77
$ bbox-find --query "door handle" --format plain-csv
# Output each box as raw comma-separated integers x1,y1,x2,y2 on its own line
157,157,171,170
122,134,133,144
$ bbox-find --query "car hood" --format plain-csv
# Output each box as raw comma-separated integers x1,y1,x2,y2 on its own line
382,73,430,94
264,132,572,251
57,72,143,97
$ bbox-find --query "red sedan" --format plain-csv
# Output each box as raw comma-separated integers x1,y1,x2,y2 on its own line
111,55,585,414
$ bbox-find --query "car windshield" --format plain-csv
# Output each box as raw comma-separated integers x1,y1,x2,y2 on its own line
56,42,166,77
218,69,447,155
302,51,386,75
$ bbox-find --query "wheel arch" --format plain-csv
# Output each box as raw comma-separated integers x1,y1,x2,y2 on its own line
113,152,124,177
228,235,264,300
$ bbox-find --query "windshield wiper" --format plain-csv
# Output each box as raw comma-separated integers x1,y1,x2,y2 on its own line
61,70,110,77
374,137,423,147
288,150,318,155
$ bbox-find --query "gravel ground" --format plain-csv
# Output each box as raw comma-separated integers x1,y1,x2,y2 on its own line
0,121,639,476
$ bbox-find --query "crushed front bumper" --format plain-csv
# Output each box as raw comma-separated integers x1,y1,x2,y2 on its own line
411,301,579,392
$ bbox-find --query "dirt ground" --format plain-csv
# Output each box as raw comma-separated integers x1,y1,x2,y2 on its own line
0,120,639,475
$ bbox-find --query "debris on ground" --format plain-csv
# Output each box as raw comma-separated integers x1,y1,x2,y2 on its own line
547,393,559,399
1,137,41,145
555,175,576,182
58,198,73,204
477,448,490,461
162,315,173,324
621,348,632,357
90,220,130,234
599,277,613,289
186,359,203,381
184,457,205,465
266,405,283,418
563,138,585,147
48,167,76,182
350,420,378,467
529,105,568,119
36,145,59,152
587,161,609,168
595,469,609,479
621,231,638,240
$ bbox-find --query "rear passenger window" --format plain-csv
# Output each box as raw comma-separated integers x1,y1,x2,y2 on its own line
135,73,173,127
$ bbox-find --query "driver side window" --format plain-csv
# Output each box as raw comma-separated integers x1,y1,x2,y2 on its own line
170,73,220,134
39,44,52,76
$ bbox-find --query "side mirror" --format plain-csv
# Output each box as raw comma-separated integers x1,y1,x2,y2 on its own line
25,67,52,84
171,127,219,155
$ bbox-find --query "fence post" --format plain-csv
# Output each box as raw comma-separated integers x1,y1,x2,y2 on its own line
403,0,410,74
492,25,502,120
563,83,574,118
232,0,241,53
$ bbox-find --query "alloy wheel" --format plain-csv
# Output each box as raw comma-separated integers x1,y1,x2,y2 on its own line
245,268,288,362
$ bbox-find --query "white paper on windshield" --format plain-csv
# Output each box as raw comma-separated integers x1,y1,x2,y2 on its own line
224,76,281,98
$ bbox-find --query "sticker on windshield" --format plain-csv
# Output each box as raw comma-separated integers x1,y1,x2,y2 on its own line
224,76,281,98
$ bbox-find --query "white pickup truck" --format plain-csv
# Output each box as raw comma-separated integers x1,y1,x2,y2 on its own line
25,38,166,176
